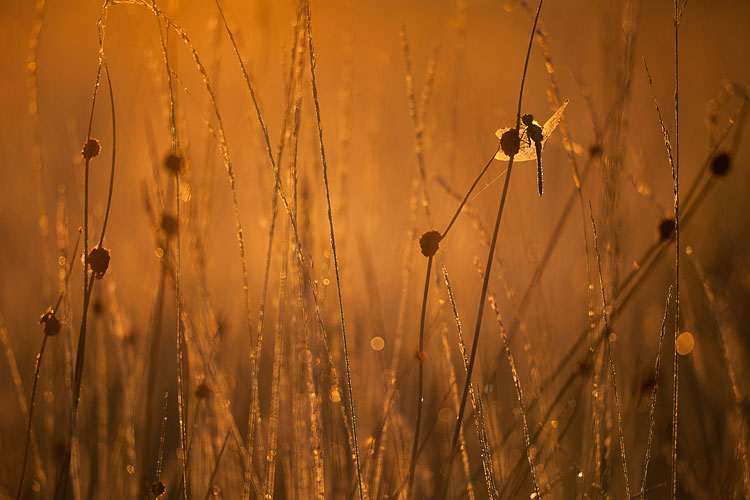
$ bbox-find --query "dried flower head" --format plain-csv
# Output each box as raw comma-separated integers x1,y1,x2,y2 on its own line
499,128,521,158
588,144,602,159
52,440,70,461
195,383,212,400
92,299,104,316
124,330,137,347
710,152,731,176
81,138,101,161
149,480,166,498
39,309,61,336
163,152,184,174
88,247,111,279
419,230,441,257
160,213,179,237
658,217,676,242
639,374,657,397
575,357,594,377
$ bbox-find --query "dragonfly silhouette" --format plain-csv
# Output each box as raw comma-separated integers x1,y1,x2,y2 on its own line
494,99,569,196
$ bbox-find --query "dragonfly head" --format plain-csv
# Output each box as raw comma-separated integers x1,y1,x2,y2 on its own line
521,114,535,127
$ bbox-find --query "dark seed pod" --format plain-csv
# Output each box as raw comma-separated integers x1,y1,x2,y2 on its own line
500,128,521,158
52,440,70,461
88,247,111,279
163,152,184,174
81,138,101,160
419,231,441,257
639,375,657,397
39,309,61,336
160,213,179,237
195,383,212,400
575,358,594,377
658,217,676,242
92,299,104,316
588,144,602,158
123,330,137,347
149,480,166,497
710,152,731,176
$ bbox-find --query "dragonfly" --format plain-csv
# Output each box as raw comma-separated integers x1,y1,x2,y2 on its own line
494,99,569,196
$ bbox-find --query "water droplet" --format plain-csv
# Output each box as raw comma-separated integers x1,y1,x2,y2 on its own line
330,389,341,403
370,336,385,351
298,349,312,363
676,332,695,355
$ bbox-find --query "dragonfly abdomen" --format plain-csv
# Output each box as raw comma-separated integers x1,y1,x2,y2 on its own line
536,143,543,196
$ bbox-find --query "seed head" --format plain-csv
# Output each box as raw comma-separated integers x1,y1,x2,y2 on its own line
500,128,521,158
575,358,593,377
160,213,179,237
39,309,61,336
195,383,212,400
639,375,656,396
163,152,184,174
419,230,441,257
92,299,104,316
81,138,101,160
658,217,675,242
710,152,731,176
52,440,70,461
149,480,166,497
88,247,111,279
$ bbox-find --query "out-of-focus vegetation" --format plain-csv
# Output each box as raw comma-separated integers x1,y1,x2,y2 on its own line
1,1,749,498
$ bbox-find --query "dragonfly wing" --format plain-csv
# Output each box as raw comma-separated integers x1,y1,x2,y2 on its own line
512,148,539,162
494,126,513,141
494,125,537,162
494,99,568,162
541,99,569,140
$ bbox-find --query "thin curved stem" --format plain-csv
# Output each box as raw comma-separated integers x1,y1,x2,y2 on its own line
438,1,543,497
407,255,434,496
16,336,48,500
150,4,189,497
441,144,502,239
671,2,682,498
97,60,116,247
641,287,672,499
56,30,107,497
304,3,365,498
438,158,515,499
590,203,631,499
